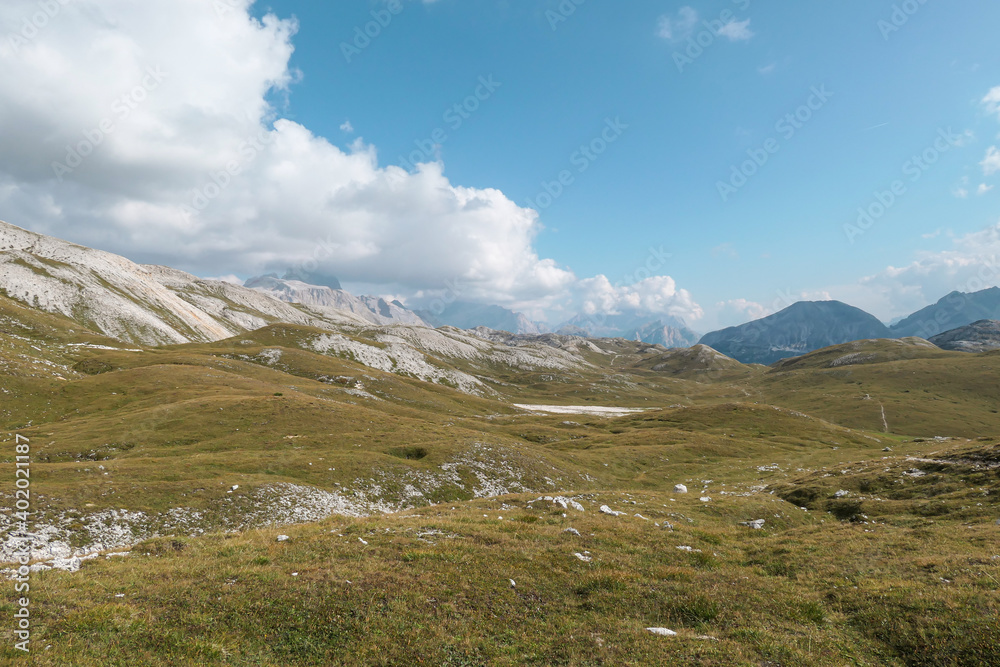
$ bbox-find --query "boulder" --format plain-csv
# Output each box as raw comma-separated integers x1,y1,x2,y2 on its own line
646,627,677,637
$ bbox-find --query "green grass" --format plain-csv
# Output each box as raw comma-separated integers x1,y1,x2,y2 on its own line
3,487,997,666
2,301,1000,664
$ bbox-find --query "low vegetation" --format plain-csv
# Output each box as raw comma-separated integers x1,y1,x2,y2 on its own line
0,295,997,665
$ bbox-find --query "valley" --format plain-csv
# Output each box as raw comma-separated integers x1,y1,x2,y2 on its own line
0,222,998,665
0,282,998,664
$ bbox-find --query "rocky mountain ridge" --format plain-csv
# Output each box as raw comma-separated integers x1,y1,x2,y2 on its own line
929,319,1000,352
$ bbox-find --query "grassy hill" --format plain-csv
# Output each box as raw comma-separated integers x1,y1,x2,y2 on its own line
1,300,998,665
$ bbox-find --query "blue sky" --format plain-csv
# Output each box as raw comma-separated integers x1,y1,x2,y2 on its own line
255,0,1000,327
1,0,999,331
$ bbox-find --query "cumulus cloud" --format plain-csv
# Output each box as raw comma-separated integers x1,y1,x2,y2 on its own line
983,86,1000,120
855,222,1000,318
0,0,704,323
982,146,1000,176
716,19,753,42
575,275,703,323
716,298,769,326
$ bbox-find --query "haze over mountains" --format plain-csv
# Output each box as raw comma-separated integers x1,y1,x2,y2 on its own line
3,219,1000,365
245,274,429,328
889,288,1000,338
557,311,701,348
698,301,892,365
696,292,1000,365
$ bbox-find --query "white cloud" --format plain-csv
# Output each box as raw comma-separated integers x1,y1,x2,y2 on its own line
204,274,244,285
953,187,969,199
982,146,1000,175
657,7,698,41
983,86,1000,120
716,19,753,42
575,275,703,323
339,120,354,133
0,0,704,324
979,183,995,195
854,222,1000,319
716,298,768,324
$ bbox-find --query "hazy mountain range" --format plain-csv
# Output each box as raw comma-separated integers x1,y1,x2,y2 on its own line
697,292,1000,364
556,312,701,348
3,219,1000,363
698,301,893,365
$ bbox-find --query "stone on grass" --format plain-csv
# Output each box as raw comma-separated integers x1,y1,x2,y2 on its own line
599,505,622,516
276,535,290,542
563,528,581,536
646,627,677,637
674,484,688,494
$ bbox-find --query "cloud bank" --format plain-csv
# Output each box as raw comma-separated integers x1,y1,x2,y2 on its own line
0,0,702,325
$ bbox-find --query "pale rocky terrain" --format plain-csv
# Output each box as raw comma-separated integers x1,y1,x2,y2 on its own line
245,274,429,328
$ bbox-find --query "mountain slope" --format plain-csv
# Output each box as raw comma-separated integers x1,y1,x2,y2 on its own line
699,301,892,365
890,287,1000,338
634,344,753,380
0,220,368,345
929,319,1000,352
769,336,949,371
245,274,428,327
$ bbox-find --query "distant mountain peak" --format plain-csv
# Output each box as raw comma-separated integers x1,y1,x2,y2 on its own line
699,300,891,365
244,275,427,328
556,310,700,348
280,268,342,290
415,301,543,335
891,288,1000,339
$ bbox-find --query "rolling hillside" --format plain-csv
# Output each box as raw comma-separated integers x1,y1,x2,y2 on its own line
1,225,999,665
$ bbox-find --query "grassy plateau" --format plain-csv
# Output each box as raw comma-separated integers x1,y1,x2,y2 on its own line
0,294,997,665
